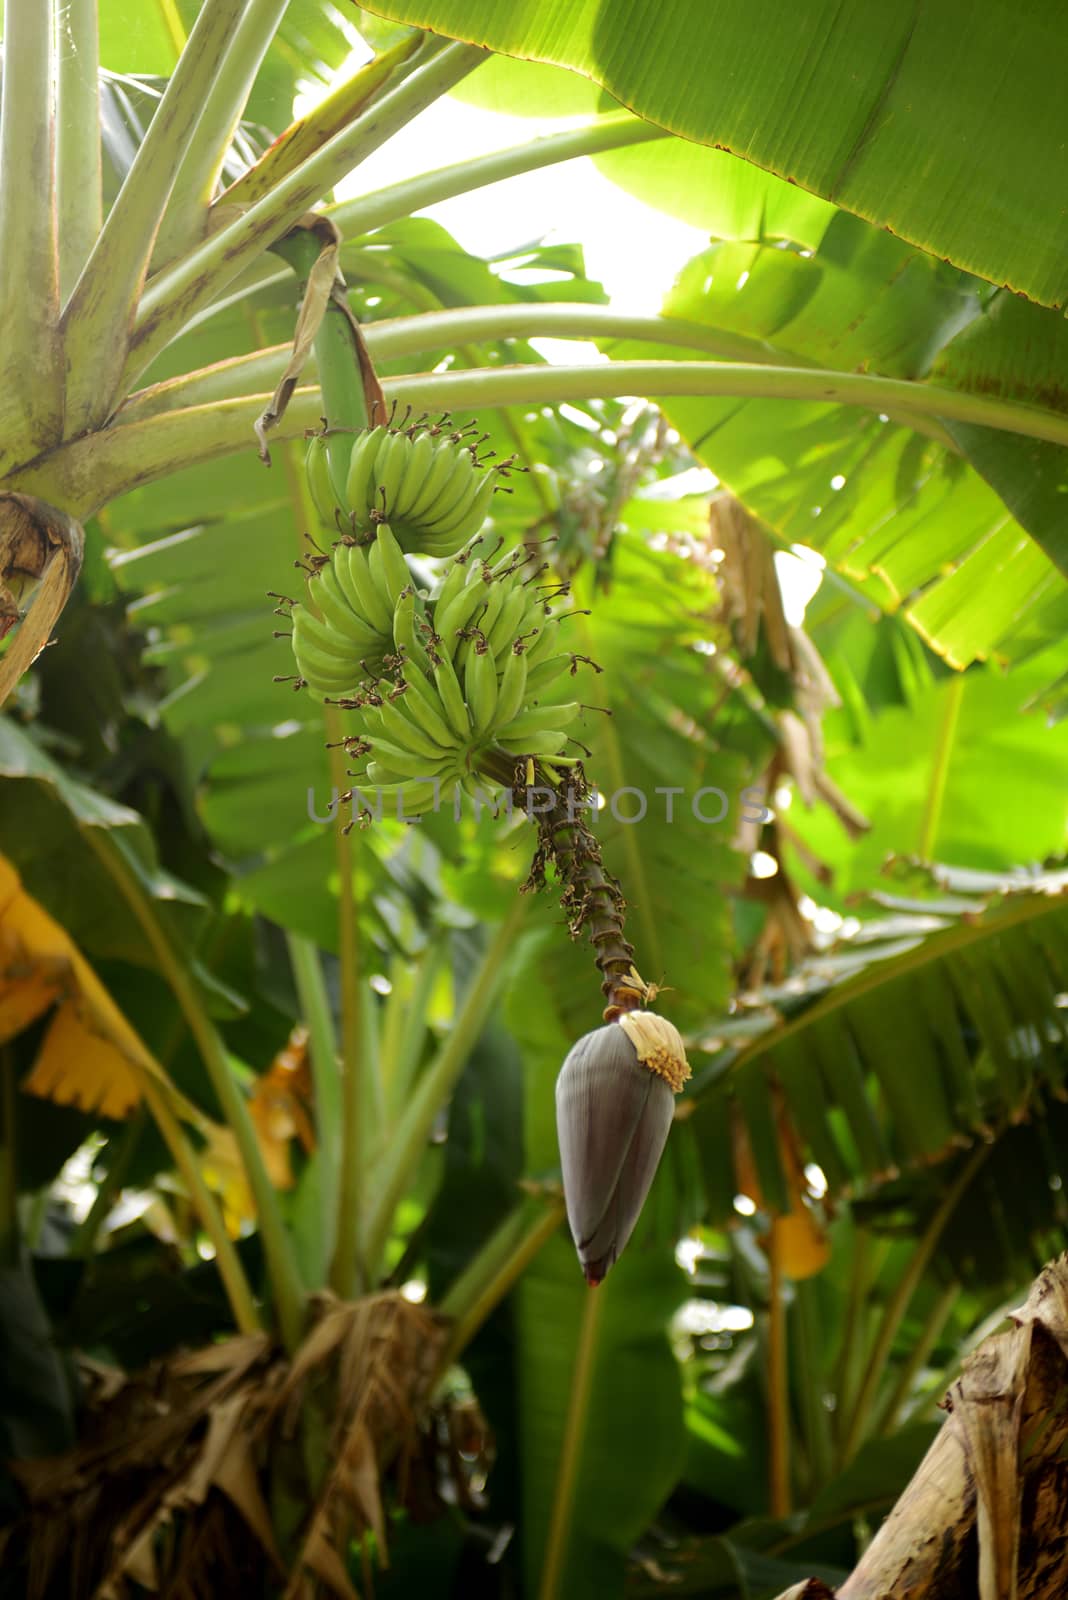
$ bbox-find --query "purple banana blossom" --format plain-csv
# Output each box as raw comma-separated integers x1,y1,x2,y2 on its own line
555,1012,690,1285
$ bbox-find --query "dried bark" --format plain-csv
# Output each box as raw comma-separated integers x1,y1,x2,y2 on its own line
0,492,83,704
776,1254,1068,1600
1,1292,458,1599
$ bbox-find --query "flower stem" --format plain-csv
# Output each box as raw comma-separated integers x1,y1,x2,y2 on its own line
512,765,640,1018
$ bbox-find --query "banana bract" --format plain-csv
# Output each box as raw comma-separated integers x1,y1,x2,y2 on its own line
555,1013,690,1285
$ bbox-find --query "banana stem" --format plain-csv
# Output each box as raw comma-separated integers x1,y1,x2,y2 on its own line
69,1106,148,1259
56,0,102,305
140,1078,262,1335
117,303,787,426
270,226,382,1298
362,897,529,1279
151,0,293,264
287,932,341,1272
128,41,487,390
0,0,62,455
62,0,247,432
43,357,1068,520
82,825,304,1350
436,1191,566,1373
271,226,381,484
220,32,434,214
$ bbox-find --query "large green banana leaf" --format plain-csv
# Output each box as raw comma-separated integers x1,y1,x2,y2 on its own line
788,659,1068,905
607,213,1068,674
359,0,1068,308
689,873,1068,1218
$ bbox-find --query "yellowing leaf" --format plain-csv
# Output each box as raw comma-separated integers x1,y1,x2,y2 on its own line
0,965,61,1042
202,1030,316,1230
28,1002,144,1120
0,850,200,1123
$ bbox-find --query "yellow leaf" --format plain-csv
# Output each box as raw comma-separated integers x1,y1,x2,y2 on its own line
0,965,61,1042
28,1001,143,1120
0,850,201,1124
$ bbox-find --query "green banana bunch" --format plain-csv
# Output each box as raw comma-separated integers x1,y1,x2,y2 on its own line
286,403,595,818
332,537,589,813
305,421,501,558
290,523,412,699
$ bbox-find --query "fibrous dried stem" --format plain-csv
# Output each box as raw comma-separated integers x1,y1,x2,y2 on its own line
515,763,643,1019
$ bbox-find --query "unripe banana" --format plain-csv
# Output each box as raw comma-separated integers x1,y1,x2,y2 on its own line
433,547,476,613
370,428,409,520
426,461,480,531
373,523,412,606
335,541,394,634
525,654,573,694
293,605,377,661
291,618,363,693
392,587,420,662
393,429,435,517
366,739,457,778
433,651,470,740
493,647,528,731
484,585,527,659
306,435,340,528
405,439,468,523
296,660,362,697
496,730,570,756
423,473,495,544
470,578,504,647
350,777,443,818
506,701,581,737
344,427,387,523
399,674,458,751
371,696,451,760
433,577,489,648
311,562,369,639
524,620,564,668
465,647,498,737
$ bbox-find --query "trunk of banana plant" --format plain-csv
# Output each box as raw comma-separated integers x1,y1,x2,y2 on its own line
775,1254,1068,1600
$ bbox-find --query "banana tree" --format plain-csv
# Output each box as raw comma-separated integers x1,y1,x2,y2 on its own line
2,3,1068,1597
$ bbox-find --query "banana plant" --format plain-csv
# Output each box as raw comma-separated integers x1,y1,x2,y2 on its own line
3,5,1068,1597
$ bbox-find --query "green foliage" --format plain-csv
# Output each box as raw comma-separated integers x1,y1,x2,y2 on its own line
361,0,1068,306
3,6,1068,1597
